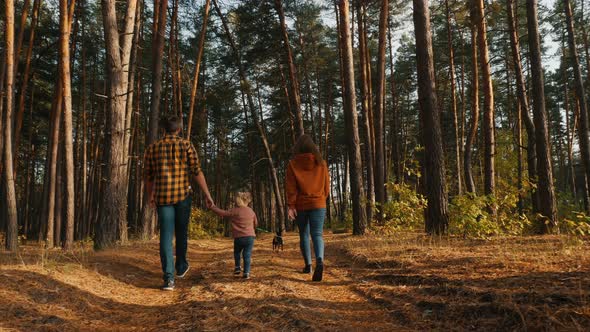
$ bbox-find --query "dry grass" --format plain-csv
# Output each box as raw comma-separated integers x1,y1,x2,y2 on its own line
337,233,590,331
1,232,589,331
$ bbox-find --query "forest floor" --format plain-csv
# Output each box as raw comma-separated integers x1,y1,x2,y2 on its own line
1,232,589,331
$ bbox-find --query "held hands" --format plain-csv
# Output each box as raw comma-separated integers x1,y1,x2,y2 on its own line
288,207,297,221
206,196,215,209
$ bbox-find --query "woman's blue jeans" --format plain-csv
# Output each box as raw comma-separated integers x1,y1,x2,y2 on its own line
234,236,255,274
157,196,192,282
296,208,326,265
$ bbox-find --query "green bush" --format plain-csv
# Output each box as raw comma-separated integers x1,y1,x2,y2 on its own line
448,192,532,239
449,194,499,238
189,208,223,239
561,213,590,236
374,182,427,234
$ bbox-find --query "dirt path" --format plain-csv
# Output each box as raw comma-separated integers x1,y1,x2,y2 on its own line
1,233,402,331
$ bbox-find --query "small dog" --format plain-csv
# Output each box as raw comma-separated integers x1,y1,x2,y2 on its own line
272,234,284,251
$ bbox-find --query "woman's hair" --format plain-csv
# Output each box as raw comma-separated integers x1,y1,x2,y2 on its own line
235,192,252,207
160,115,182,133
293,134,323,165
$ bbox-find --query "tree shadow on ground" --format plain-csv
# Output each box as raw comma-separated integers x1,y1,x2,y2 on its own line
0,269,400,331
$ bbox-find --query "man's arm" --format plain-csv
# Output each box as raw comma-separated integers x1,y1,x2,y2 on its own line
193,172,214,206
145,176,155,207
187,141,214,206
143,144,156,207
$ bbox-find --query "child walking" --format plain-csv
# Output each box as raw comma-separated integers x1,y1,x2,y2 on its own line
210,192,257,279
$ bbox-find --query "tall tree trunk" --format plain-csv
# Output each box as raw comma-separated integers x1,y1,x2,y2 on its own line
337,0,367,235
140,0,167,240
413,0,449,234
278,63,296,144
274,0,304,137
388,22,401,184
565,0,590,213
95,0,138,249
13,0,41,162
54,139,64,246
60,0,76,250
23,87,34,237
374,0,388,219
123,0,142,167
0,53,6,180
464,18,478,194
446,0,462,195
525,0,557,231
78,0,88,237
356,0,374,224
516,92,524,213
4,0,19,251
45,81,63,248
187,0,210,138
507,0,539,212
563,44,577,200
473,0,495,205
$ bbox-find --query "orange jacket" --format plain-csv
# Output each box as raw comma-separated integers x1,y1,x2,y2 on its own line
286,153,330,211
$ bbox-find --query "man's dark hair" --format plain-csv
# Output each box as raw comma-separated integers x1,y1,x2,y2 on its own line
160,115,182,133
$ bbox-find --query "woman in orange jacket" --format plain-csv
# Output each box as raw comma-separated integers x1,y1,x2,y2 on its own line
286,135,330,281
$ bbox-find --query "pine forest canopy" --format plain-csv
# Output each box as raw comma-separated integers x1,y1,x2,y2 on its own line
3,0,590,251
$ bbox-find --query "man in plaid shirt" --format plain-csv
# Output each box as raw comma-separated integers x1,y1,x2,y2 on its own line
144,116,214,291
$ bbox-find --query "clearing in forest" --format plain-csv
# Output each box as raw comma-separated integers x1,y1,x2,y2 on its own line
1,233,589,331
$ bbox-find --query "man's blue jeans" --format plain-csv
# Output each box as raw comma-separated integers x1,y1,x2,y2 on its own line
157,195,192,281
234,236,255,274
296,208,326,265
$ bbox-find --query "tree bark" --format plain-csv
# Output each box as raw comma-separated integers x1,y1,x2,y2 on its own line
95,0,138,249
187,0,211,139
564,0,590,213
562,44,577,200
140,0,167,240
338,0,367,235
356,0,374,224
13,0,41,163
473,0,495,204
60,0,76,250
4,0,19,251
525,0,558,231
507,0,539,212
464,16,478,194
374,0,388,219
275,0,304,137
446,0,462,195
413,0,449,235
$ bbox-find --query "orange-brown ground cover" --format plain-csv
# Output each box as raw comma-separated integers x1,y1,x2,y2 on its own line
1,233,589,331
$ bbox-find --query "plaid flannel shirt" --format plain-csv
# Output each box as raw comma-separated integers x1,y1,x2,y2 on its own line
144,134,202,206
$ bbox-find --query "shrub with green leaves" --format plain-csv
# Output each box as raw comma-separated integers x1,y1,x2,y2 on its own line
374,182,427,234
448,192,531,239
561,213,590,236
449,194,499,238
189,208,223,239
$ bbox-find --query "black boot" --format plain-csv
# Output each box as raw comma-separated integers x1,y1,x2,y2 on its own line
303,264,312,274
312,258,323,282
